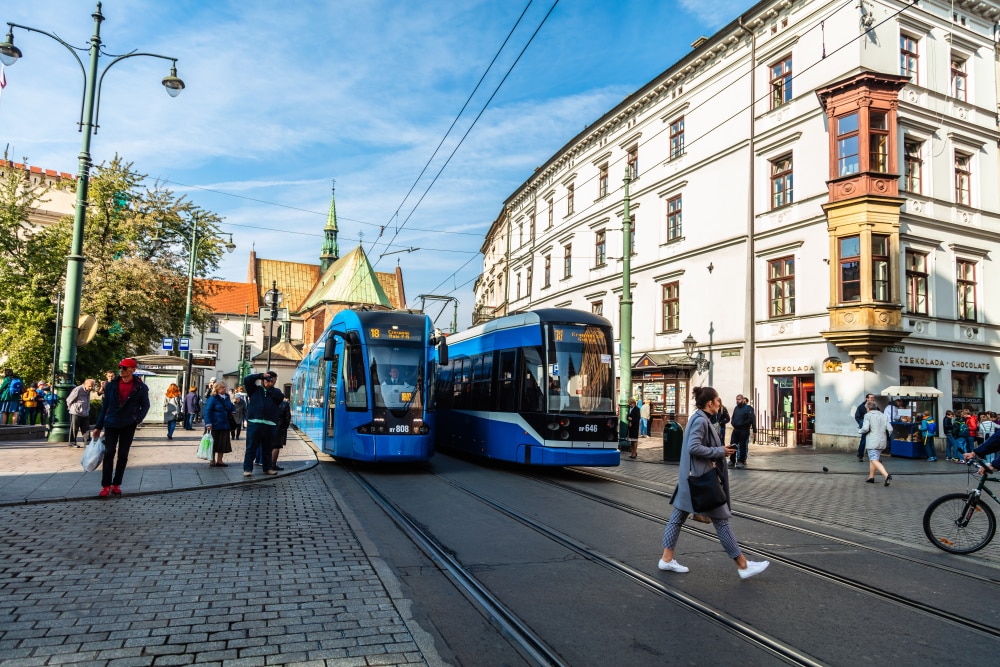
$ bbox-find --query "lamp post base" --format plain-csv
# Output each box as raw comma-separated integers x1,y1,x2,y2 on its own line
47,381,74,443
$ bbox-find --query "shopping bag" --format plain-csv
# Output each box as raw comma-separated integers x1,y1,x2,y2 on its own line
81,436,105,472
196,432,213,460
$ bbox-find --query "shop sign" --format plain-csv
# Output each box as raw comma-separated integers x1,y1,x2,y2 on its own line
886,345,905,353
721,350,741,357
952,361,991,370
898,356,944,367
766,364,814,373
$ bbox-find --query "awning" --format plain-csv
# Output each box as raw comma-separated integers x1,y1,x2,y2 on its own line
880,385,943,398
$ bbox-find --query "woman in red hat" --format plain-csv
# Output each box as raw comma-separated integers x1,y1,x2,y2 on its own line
91,358,150,497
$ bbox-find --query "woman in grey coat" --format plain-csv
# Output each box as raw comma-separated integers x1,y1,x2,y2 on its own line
658,386,769,579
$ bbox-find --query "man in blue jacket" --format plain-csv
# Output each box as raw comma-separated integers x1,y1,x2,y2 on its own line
242,371,284,477
91,358,150,497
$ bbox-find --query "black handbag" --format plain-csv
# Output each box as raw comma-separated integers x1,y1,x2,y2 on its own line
688,463,727,512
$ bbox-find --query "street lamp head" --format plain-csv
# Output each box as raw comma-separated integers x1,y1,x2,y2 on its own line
161,63,185,97
223,233,235,252
0,29,22,66
682,334,697,358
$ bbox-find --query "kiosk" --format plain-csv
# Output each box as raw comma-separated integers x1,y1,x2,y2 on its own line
879,385,942,459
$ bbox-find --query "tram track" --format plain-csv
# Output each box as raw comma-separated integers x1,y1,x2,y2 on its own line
518,467,1000,640
354,468,825,666
567,466,1000,586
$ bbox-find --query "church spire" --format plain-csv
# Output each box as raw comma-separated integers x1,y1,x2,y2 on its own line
320,179,340,272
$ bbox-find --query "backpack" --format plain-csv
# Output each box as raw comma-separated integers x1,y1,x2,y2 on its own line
956,420,970,438
21,387,38,408
925,419,937,436
9,377,23,396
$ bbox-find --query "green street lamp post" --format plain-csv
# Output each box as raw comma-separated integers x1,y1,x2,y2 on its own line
1,2,185,442
618,168,633,446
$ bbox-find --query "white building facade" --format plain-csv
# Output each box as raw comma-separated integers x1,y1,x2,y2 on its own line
474,0,1000,448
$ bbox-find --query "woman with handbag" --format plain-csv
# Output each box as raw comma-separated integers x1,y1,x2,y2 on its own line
163,383,182,440
203,382,235,467
657,386,769,579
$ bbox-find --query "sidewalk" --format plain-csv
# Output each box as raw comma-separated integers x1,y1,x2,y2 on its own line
0,424,317,506
625,434,970,475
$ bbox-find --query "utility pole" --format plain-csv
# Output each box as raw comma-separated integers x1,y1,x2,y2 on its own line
619,169,633,445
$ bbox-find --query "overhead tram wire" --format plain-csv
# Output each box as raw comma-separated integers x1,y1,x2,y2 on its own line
379,0,537,246
369,0,560,266
148,177,487,238
409,0,867,307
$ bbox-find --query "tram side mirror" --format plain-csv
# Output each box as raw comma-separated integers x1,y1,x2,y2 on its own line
437,337,448,366
323,336,337,361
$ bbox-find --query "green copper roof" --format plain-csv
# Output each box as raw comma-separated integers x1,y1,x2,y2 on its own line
320,180,339,271
299,245,391,311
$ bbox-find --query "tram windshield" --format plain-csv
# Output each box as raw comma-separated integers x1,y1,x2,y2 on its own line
545,324,615,414
369,344,424,415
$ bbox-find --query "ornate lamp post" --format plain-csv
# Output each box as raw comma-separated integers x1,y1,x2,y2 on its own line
264,282,283,372
683,334,710,374
1,2,185,442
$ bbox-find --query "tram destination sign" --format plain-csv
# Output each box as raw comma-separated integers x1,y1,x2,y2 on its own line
369,327,423,342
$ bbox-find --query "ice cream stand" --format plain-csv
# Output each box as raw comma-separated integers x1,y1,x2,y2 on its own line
879,385,943,458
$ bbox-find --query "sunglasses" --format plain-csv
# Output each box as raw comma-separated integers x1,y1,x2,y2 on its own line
263,377,275,382
119,366,133,370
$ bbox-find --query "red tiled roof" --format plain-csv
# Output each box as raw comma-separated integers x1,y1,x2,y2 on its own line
196,280,260,314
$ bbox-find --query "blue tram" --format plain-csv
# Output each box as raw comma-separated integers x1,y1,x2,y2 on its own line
291,309,445,462
433,308,619,466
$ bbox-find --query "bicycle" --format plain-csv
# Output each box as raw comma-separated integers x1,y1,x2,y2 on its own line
923,458,1000,554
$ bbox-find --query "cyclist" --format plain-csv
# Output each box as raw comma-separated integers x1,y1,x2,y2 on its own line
962,427,1000,472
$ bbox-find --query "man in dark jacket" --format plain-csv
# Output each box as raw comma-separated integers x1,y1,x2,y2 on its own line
855,393,875,461
242,371,284,477
92,358,150,497
728,394,756,469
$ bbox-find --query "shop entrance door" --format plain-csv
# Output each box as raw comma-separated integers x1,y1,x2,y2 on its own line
795,377,815,445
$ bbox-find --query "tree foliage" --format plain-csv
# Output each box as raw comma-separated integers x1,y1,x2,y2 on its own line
0,156,228,384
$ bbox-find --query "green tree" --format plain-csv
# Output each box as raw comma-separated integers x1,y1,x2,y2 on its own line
0,156,229,383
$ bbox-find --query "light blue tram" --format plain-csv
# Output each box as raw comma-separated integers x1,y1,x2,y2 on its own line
433,308,619,466
292,309,446,462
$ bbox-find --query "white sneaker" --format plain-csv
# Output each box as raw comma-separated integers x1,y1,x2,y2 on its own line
738,560,769,579
657,558,689,573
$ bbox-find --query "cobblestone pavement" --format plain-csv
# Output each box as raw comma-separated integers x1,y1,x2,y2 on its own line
2,427,996,665
0,428,441,666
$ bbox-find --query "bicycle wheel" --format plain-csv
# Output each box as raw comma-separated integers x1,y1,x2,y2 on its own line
923,492,996,554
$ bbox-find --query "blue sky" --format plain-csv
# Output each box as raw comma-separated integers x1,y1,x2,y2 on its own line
0,0,751,328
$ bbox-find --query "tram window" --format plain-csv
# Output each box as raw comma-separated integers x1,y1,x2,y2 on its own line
522,346,545,413
453,358,467,409
497,350,516,412
343,343,368,410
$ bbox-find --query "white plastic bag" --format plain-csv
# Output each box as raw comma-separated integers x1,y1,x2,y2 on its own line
81,436,105,472
196,432,213,460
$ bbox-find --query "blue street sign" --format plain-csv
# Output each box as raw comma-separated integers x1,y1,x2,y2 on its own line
162,338,174,351
179,338,190,351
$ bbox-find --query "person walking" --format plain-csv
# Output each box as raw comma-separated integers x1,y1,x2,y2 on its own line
270,397,292,471
657,386,770,579
242,371,284,477
230,394,246,441
728,394,756,469
203,382,235,467
0,369,24,425
163,383,182,440
639,399,651,438
183,386,200,430
859,401,893,486
943,410,959,461
66,378,96,446
919,411,938,461
855,392,875,461
91,358,150,498
715,402,730,443
626,397,641,459
20,383,41,425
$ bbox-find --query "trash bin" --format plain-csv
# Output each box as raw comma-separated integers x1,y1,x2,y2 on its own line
663,418,683,462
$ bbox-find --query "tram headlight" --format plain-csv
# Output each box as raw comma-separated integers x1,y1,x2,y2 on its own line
417,424,430,435
546,422,559,431
559,430,570,440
